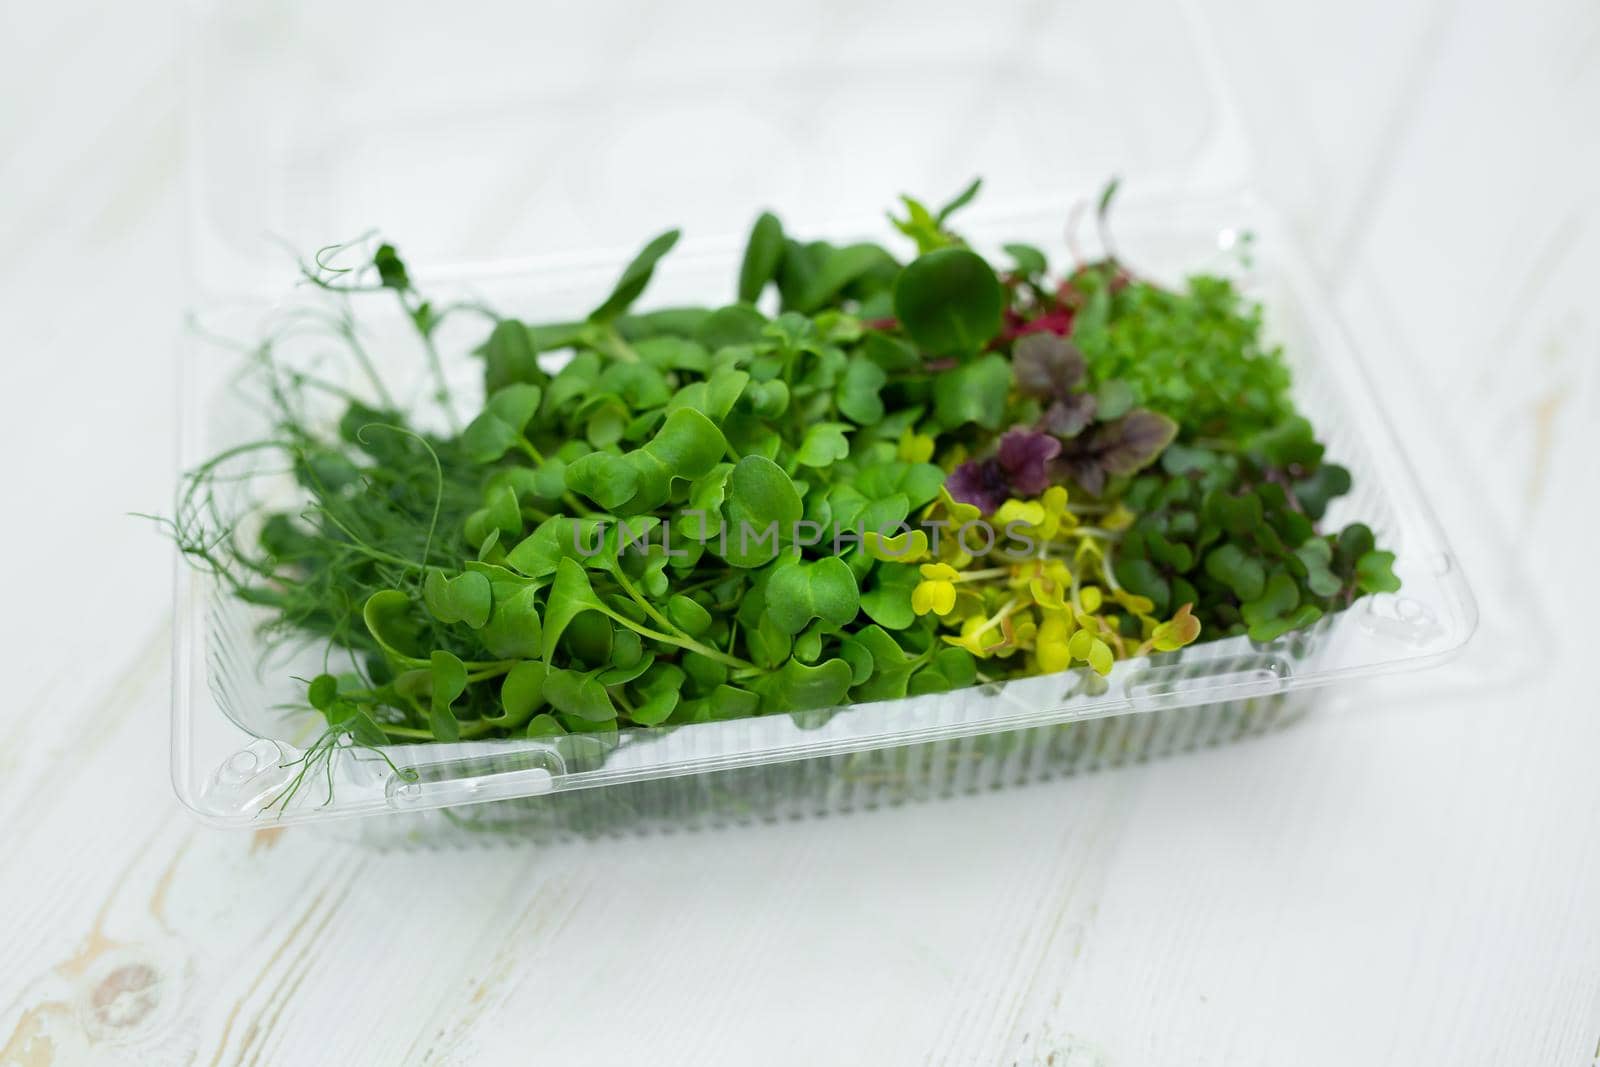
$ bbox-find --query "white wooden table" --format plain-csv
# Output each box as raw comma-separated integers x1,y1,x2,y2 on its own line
3,2,1598,1064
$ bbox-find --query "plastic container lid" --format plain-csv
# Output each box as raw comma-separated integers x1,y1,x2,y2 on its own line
183,0,1253,293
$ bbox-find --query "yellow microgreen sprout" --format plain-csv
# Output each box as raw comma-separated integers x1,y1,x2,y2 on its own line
897,427,936,464
920,489,1202,674
912,562,961,616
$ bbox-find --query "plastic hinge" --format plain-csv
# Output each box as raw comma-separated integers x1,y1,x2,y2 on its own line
1123,655,1291,713
1358,593,1447,648
208,739,298,809
385,746,565,809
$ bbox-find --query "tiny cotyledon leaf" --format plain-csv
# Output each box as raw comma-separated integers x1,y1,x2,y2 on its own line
719,455,803,568
590,229,681,324
764,554,860,635
422,569,492,628
894,248,1003,354
428,650,467,742
565,407,727,514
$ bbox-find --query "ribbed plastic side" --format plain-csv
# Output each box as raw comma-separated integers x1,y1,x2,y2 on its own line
337,690,1310,849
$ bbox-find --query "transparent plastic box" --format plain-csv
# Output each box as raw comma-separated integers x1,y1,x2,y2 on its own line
172,0,1478,843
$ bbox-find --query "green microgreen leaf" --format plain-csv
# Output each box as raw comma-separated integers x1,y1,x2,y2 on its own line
1356,550,1401,594
543,667,617,722
428,650,467,742
754,656,854,712
1293,537,1344,598
480,319,547,393
1294,463,1352,520
842,625,918,701
738,211,785,304
525,713,567,739
1003,243,1048,277
496,661,549,729
307,674,338,712
836,355,888,425
1241,571,1301,642
893,248,1004,354
795,422,852,468
542,557,611,663
936,177,983,224
373,243,410,290
1204,543,1267,602
859,563,920,630
590,229,681,324
363,590,426,665
764,554,860,635
933,353,1012,431
720,455,803,567
566,407,727,513
804,244,896,313
461,383,543,463
422,568,493,628
666,594,713,637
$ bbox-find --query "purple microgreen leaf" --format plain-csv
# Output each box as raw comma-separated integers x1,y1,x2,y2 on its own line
1056,455,1108,498
1040,393,1098,438
995,428,1062,496
1095,410,1179,477
1011,333,1086,400
1053,409,1177,495
946,458,1011,514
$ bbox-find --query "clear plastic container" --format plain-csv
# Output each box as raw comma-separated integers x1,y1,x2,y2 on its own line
171,0,1478,842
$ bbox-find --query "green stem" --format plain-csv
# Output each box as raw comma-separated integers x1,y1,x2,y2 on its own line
305,507,425,571
380,720,498,741
598,600,755,671
969,596,1026,640
610,567,683,635
1097,541,1121,593
957,567,1011,582
672,575,728,596
339,324,397,410
517,436,547,464
282,369,364,407
465,661,519,683
376,653,525,674
599,326,641,363
402,292,460,433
